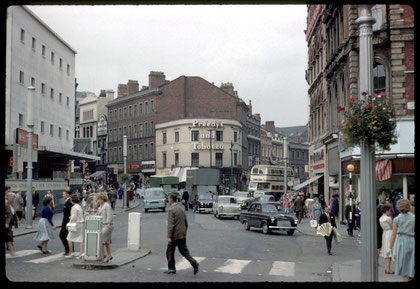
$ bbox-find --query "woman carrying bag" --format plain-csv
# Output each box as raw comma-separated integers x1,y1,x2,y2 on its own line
66,194,84,259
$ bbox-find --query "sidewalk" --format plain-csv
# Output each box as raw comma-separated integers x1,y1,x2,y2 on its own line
296,217,403,282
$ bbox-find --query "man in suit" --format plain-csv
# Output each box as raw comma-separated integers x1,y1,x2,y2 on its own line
164,193,199,275
59,190,73,256
294,195,305,223
319,205,337,255
181,191,189,211
32,187,39,220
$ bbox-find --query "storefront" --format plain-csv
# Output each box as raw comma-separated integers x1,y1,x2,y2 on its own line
308,144,326,197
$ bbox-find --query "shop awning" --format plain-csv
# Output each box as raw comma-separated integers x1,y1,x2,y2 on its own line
291,175,323,191
89,171,106,179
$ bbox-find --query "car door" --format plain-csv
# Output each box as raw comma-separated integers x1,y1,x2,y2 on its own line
245,203,256,226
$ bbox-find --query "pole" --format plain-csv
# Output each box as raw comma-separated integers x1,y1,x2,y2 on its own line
283,137,288,195
356,5,377,281
123,135,128,209
230,141,233,193
26,86,35,229
209,129,212,168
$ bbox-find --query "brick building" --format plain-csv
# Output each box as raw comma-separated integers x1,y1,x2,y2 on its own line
305,5,414,220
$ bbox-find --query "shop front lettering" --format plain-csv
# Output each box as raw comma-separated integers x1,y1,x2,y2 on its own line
192,120,224,129
193,142,224,150
313,163,325,170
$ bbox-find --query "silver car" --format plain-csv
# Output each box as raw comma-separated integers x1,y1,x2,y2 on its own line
213,195,241,219
234,191,253,209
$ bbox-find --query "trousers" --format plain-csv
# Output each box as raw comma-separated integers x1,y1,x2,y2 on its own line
59,226,70,254
324,230,335,253
166,238,197,271
296,211,304,223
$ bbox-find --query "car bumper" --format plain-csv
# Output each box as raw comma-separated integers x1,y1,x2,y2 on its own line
144,203,166,209
197,207,213,213
268,225,297,230
219,212,240,217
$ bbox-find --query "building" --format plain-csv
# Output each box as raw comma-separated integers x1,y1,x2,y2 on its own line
246,101,262,169
305,5,415,219
5,6,98,180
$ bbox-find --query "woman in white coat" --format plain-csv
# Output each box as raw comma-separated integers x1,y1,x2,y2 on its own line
66,194,84,258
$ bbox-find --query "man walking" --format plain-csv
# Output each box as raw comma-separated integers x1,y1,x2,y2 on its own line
294,195,305,223
32,187,39,220
164,193,199,275
319,205,337,255
59,190,73,256
181,191,189,211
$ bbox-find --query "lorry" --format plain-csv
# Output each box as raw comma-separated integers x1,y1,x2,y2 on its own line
149,175,181,201
186,168,220,208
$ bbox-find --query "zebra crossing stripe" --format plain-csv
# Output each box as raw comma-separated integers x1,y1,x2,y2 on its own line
269,261,295,276
175,257,206,271
25,253,65,264
214,259,251,274
6,250,39,259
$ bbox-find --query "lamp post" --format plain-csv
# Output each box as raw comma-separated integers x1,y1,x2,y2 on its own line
123,135,128,209
347,164,355,227
356,5,378,281
283,137,288,195
26,86,35,229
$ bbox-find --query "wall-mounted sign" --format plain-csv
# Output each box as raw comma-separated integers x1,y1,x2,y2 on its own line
16,128,38,148
192,120,224,129
97,114,108,136
192,142,224,150
310,146,326,173
141,160,156,173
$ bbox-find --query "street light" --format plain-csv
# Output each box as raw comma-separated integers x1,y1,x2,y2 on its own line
123,135,128,209
26,86,35,229
283,137,288,195
347,164,355,221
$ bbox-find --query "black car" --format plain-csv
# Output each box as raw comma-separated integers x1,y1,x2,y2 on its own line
193,193,214,213
239,202,298,235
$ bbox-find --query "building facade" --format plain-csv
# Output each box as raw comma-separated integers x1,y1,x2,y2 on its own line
246,101,261,169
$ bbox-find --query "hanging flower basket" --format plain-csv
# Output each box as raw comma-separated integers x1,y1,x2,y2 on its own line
340,91,398,151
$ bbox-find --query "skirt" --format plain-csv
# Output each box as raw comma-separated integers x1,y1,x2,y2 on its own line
394,234,415,278
380,230,396,258
102,224,113,244
67,223,84,243
5,228,13,243
33,218,55,242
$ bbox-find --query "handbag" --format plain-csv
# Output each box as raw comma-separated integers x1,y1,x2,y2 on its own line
67,222,77,232
310,219,318,228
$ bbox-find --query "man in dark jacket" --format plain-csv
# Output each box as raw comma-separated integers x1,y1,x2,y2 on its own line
319,205,337,255
32,187,39,220
181,191,189,211
294,195,305,223
59,190,73,256
164,194,198,275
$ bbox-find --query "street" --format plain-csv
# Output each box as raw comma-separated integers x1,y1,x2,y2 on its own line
5,199,367,282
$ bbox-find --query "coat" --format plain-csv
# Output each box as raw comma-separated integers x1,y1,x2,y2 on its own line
181,191,189,202
294,197,305,212
61,198,73,227
319,212,336,228
167,203,188,241
13,194,24,212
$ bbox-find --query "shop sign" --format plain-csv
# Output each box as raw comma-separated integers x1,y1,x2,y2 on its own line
192,119,224,129
193,142,224,150
310,146,325,172
141,160,155,173
16,128,38,148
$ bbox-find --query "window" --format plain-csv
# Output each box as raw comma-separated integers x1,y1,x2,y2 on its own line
123,126,127,137
50,88,54,100
175,153,179,167
41,83,45,94
373,63,386,95
150,121,154,135
58,127,62,138
123,107,127,119
118,127,122,140
32,37,36,50
59,58,63,69
50,124,54,136
234,153,238,166
216,153,223,167
66,96,70,107
139,103,143,115
119,147,122,161
133,145,137,160
134,104,137,116
191,130,199,141
163,132,167,144
163,152,167,168
134,124,137,138
139,144,143,159
128,146,132,160
139,123,143,137
42,45,46,57
151,143,154,156
129,125,132,138
191,153,199,167
19,71,24,84
151,100,154,112
67,64,70,75
40,121,45,133
175,131,179,142
145,102,148,114
144,122,148,137
129,105,132,117
216,131,223,141
234,131,238,142
19,114,24,126
20,29,25,42
51,52,55,64
109,110,113,122
119,108,122,119
31,77,35,87
145,144,148,158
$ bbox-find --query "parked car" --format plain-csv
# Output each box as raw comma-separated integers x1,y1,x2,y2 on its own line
143,188,167,212
193,193,213,213
234,191,253,209
213,195,241,219
239,202,298,235
136,188,146,199
254,195,276,203
253,190,268,199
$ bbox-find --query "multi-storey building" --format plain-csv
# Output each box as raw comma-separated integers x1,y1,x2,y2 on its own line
306,5,415,219
246,101,261,169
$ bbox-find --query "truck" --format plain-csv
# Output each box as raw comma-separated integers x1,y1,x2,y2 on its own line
186,168,220,208
149,175,181,201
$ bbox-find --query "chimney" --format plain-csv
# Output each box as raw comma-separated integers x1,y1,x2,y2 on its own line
248,100,253,115
127,80,139,95
149,71,166,89
117,84,127,97
220,82,234,95
106,89,115,100
99,89,106,97
254,113,261,121
265,121,276,134
141,85,149,91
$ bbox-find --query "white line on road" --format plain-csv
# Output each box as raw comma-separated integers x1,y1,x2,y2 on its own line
214,259,251,274
175,257,206,271
6,250,40,259
269,261,295,276
25,253,65,264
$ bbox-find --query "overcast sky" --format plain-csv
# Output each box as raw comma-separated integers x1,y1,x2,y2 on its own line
28,5,309,128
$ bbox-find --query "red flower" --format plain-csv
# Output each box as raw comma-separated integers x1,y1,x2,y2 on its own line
337,106,346,111
362,91,368,96
366,104,373,109
358,119,362,123
350,97,357,102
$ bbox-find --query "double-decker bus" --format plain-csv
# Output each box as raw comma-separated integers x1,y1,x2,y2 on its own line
248,165,295,201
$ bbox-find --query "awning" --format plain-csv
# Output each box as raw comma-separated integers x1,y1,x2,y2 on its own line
292,175,323,191
89,171,106,179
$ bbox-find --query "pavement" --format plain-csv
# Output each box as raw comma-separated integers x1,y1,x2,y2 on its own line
12,202,403,280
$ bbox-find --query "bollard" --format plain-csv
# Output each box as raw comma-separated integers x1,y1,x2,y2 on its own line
84,215,103,261
127,212,141,250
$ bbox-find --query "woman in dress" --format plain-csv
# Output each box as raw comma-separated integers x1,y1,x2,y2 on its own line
33,196,56,254
282,194,290,214
5,192,19,256
390,199,415,282
66,194,85,259
97,192,113,263
379,204,396,274
311,198,323,227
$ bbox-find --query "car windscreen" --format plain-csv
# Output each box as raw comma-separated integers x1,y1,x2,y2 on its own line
219,197,236,204
262,204,279,214
197,194,212,201
234,192,248,198
145,190,164,198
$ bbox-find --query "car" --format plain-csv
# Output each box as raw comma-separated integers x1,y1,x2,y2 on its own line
254,195,276,202
143,188,167,212
239,202,298,235
136,188,146,199
234,191,253,209
253,190,268,199
213,195,241,219
193,193,213,213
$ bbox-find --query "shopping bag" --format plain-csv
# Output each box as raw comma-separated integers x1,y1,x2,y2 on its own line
333,227,342,243
67,222,77,232
310,219,318,228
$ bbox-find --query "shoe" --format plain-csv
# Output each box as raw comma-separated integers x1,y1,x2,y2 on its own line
76,253,85,259
163,270,176,274
65,253,74,258
385,270,395,275
37,245,43,252
328,251,332,255
42,250,51,254
193,263,199,275
106,256,113,263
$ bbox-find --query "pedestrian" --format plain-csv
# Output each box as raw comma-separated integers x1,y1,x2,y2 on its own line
32,187,39,220
59,190,73,256
164,193,199,275
345,199,356,237
311,198,323,227
318,205,337,255
43,190,57,211
379,204,396,275
108,189,117,211
181,191,189,211
354,201,361,240
331,194,339,219
66,194,84,259
377,199,383,257
294,195,305,224
96,192,113,263
13,190,24,222
118,187,124,200
390,199,415,282
282,194,290,214
33,196,56,254
319,194,326,210
305,194,315,219
5,192,19,256
392,191,403,217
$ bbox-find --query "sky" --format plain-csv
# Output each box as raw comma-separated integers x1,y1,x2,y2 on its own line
28,5,309,128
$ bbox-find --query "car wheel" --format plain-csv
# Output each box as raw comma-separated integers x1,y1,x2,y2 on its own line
243,220,250,231
234,215,239,220
262,222,270,234
145,209,148,213
287,229,295,236
162,207,166,212
216,211,221,219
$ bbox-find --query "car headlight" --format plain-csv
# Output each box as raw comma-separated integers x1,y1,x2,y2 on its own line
219,206,223,212
199,202,203,206
271,218,276,223
294,219,298,225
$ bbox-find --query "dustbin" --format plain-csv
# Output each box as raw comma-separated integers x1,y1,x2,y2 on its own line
84,215,103,261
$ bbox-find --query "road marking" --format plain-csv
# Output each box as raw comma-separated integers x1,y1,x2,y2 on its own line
6,250,39,259
175,257,206,270
269,261,295,276
214,259,251,274
25,253,65,264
